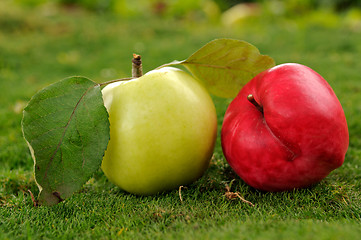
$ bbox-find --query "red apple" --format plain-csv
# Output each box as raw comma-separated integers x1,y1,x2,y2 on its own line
221,63,349,191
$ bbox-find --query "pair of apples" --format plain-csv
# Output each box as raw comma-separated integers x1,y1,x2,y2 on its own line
101,63,349,195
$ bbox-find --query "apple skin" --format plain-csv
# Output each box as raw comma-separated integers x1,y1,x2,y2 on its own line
101,67,217,195
221,63,349,191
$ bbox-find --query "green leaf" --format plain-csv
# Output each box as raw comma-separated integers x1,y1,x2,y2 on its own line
22,77,110,206
181,38,275,98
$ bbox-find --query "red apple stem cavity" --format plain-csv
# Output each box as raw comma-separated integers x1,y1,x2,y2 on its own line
247,94,263,114
132,54,143,78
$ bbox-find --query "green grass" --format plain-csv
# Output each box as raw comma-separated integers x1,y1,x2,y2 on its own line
1,2,361,239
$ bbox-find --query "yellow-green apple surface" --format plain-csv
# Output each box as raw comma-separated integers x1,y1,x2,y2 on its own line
101,67,217,195
221,63,349,191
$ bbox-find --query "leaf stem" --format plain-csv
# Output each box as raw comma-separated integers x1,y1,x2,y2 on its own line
99,57,183,87
28,190,38,207
99,77,134,87
155,60,185,70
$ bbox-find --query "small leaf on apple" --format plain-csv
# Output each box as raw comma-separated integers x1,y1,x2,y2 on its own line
181,39,275,98
22,77,110,206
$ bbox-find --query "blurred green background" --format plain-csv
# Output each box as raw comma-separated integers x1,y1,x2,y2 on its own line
6,0,361,28
9,0,361,16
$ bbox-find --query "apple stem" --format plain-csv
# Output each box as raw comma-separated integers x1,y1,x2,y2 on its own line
132,54,143,78
247,94,263,113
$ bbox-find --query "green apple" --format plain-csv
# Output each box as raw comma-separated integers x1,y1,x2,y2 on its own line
101,67,217,195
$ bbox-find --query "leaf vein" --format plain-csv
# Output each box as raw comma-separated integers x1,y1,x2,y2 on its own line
185,62,256,74
43,83,99,182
